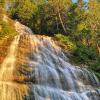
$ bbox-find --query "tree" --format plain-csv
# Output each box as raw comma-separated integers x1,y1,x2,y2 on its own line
31,0,72,35
65,0,86,42
0,0,6,13
85,0,100,53
9,0,37,26
48,0,72,34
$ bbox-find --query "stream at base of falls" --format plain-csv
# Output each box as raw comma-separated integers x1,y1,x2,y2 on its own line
0,21,100,100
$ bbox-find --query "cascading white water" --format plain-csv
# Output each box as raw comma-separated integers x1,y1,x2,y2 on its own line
25,35,100,100
0,21,100,100
0,35,28,100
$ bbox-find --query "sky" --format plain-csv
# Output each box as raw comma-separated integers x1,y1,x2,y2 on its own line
72,0,88,2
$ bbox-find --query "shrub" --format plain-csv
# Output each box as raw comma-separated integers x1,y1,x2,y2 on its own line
0,20,17,39
55,34,76,51
73,44,98,65
89,58,100,79
8,0,37,26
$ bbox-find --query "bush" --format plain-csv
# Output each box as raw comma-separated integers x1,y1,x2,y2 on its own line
73,44,98,65
55,34,76,51
0,20,17,39
8,0,37,26
89,58,100,79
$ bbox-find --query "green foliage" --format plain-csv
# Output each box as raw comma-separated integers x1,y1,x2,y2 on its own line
9,0,37,26
0,20,17,39
55,34,76,51
8,0,72,35
73,44,98,64
65,3,78,34
0,0,5,8
89,57,100,79
0,0,6,13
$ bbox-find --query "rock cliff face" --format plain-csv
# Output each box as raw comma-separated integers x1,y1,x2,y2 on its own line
0,21,100,100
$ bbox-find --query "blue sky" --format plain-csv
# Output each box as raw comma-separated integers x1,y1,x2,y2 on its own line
72,0,88,2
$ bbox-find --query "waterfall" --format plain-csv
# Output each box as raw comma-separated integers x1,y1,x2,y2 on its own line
0,35,28,100
26,35,100,100
0,22,100,100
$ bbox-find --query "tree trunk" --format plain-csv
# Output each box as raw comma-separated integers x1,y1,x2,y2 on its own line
57,7,67,34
